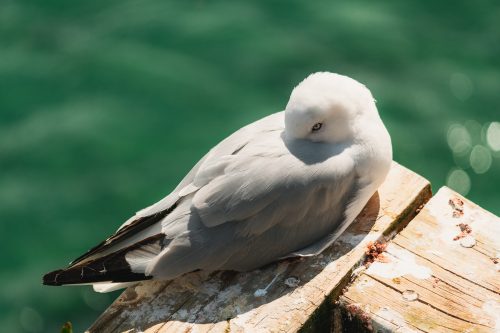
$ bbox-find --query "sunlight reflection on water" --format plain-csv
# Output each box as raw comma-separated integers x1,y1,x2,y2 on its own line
486,122,500,152
447,168,471,195
446,120,498,195
19,307,43,333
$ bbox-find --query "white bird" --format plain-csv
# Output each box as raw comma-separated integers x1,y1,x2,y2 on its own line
43,72,392,293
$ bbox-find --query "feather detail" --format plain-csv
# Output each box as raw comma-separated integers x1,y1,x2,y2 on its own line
93,282,137,293
43,234,164,286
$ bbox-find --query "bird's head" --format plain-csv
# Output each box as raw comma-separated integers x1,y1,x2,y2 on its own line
284,72,378,144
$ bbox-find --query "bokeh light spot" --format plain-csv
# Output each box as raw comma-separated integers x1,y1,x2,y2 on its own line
19,307,44,333
446,168,471,195
447,124,471,154
486,122,500,151
470,145,492,174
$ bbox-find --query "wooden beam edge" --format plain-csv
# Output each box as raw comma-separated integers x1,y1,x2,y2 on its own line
336,184,500,333
87,163,432,333
300,175,432,332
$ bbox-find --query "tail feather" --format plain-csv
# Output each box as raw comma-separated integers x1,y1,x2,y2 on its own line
43,234,164,286
93,282,137,293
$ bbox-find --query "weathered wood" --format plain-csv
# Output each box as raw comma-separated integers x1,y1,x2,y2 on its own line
339,186,500,333
88,162,431,333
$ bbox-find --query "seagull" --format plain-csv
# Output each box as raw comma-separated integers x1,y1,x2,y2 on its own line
43,72,392,293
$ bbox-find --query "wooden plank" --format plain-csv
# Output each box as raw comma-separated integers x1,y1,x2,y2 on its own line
87,162,431,333
339,186,500,333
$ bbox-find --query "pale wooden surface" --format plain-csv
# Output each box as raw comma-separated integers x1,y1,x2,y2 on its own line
339,187,500,333
88,162,431,333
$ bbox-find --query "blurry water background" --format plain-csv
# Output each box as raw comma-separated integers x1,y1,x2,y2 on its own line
1,1,499,332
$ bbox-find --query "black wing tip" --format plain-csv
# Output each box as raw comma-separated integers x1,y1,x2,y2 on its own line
43,269,65,286
43,234,164,287
42,266,151,286
70,203,177,266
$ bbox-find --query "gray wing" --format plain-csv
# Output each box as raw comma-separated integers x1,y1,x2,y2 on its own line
45,112,359,286
67,112,284,266
123,112,285,224
147,138,359,278
189,136,357,231
44,114,356,284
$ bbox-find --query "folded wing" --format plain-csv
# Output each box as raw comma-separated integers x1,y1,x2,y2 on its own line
43,112,285,287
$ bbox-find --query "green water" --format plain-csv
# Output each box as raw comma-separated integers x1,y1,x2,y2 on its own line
1,1,499,332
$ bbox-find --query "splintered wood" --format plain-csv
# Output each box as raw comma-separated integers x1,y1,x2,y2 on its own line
88,162,431,333
340,187,500,333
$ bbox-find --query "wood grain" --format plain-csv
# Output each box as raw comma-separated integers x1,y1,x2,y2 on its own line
340,186,500,333
87,162,431,333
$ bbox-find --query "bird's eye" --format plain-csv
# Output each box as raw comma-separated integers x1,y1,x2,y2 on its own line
311,122,323,132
